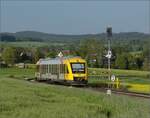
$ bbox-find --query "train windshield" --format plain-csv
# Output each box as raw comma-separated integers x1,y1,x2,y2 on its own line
71,63,85,73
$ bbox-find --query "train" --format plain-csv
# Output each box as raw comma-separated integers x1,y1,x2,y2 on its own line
35,56,88,85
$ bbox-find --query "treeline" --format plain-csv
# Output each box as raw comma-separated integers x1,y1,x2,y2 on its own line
76,39,150,71
0,34,43,42
1,31,150,43
0,38,149,71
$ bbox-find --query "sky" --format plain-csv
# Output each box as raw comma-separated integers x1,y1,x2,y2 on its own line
0,0,149,34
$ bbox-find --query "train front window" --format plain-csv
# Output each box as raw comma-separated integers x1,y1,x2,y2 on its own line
71,63,85,73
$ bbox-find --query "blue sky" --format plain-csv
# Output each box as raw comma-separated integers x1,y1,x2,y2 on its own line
0,1,149,34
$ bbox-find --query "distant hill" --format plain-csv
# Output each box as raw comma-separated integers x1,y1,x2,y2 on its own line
0,31,150,42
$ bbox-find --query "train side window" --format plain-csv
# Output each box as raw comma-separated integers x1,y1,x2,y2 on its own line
56,64,58,74
59,64,65,74
46,65,47,73
59,64,62,73
53,64,55,74
59,64,68,74
52,64,54,74
53,65,54,74
49,65,51,73
47,65,48,73
41,65,43,74
41,65,43,73
43,65,45,74
54,64,56,74
56,64,59,74
47,65,49,73
45,65,46,73
62,64,65,73
44,65,46,74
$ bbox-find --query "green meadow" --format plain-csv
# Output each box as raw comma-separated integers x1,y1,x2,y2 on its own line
88,68,150,93
0,67,150,118
0,77,150,118
0,67,150,93
0,67,35,79
88,68,150,78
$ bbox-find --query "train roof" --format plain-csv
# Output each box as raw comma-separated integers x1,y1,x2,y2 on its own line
36,58,61,65
36,56,83,65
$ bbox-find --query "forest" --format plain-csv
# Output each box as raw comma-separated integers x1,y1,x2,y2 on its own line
0,31,150,71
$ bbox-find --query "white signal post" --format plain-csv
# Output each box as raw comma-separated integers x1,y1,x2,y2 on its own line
111,75,115,89
111,75,115,82
106,26,112,95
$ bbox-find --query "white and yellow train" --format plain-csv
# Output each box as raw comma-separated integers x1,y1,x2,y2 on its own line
35,56,88,84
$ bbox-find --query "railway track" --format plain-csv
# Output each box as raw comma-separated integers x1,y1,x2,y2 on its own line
86,87,150,99
54,83,150,99
67,84,150,99
111,90,150,98
26,78,150,99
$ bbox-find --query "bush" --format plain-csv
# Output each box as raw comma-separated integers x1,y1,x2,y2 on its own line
8,75,15,78
0,63,8,68
25,64,36,69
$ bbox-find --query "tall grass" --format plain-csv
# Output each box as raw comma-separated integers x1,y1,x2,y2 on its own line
0,78,149,118
0,67,34,79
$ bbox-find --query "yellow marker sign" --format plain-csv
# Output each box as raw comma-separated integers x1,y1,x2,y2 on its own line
116,78,119,89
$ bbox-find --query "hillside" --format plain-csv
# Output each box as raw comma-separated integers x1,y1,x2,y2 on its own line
0,31,150,42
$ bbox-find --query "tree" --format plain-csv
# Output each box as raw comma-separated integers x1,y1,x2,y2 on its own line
115,54,128,69
2,47,17,65
32,48,44,63
136,57,143,69
142,42,150,70
1,34,16,42
46,51,57,58
143,57,150,71
77,39,104,67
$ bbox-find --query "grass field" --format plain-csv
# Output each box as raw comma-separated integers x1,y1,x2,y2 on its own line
0,67,35,79
88,68,150,78
0,67,150,93
88,68,150,93
0,67,150,117
0,78,150,118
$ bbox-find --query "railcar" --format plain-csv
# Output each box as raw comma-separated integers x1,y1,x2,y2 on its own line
35,56,88,84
